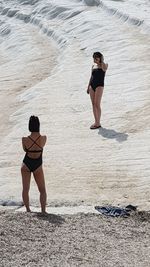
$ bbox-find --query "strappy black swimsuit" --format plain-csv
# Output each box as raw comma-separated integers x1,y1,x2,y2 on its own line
90,68,106,91
23,136,43,172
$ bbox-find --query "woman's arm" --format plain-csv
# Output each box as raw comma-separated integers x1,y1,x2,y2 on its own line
22,137,26,152
42,135,47,147
87,65,94,94
87,76,92,94
102,62,108,72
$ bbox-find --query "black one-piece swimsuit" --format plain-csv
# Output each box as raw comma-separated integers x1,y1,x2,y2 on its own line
90,68,105,91
23,136,43,172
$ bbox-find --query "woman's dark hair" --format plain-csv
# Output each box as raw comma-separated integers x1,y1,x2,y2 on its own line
29,116,40,132
93,52,104,63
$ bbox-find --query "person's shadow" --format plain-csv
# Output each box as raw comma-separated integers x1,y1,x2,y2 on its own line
98,127,128,143
35,212,65,225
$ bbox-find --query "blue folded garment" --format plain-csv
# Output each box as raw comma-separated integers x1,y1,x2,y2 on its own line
95,205,137,217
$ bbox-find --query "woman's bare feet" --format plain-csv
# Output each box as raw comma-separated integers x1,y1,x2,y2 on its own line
90,124,101,129
26,208,31,212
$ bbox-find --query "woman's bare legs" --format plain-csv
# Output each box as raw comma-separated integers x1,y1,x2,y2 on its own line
21,164,31,212
89,87,97,125
33,166,47,213
94,86,103,125
89,86,103,127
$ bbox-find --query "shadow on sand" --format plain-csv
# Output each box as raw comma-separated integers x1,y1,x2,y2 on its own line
98,127,128,143
35,212,65,225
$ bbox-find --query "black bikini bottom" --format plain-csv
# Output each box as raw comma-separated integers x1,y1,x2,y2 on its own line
90,82,104,91
23,154,42,172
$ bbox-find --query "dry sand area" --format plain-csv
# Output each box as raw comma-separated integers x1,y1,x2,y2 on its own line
1,18,150,267
0,210,150,267
0,25,57,138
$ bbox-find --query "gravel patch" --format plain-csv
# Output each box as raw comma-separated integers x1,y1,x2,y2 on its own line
0,210,150,267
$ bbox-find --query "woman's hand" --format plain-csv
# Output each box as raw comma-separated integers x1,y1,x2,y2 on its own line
87,87,90,94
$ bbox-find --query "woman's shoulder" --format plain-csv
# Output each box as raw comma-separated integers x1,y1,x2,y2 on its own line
92,65,99,72
22,136,28,142
40,135,47,139
22,135,47,141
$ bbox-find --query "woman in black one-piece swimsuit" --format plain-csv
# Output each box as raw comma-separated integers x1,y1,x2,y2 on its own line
87,52,108,129
21,116,47,213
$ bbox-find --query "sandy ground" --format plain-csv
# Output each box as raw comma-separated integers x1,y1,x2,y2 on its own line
0,20,150,210
0,16,150,267
0,209,150,267
0,25,57,139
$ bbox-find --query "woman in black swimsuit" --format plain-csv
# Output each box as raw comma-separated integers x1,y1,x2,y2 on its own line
21,116,47,213
87,52,108,129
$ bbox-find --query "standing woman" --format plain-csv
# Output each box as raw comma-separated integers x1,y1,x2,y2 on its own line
21,116,47,213
87,52,108,129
